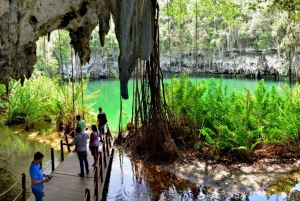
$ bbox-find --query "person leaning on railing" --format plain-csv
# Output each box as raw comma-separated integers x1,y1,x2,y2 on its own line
64,126,90,177
29,151,52,201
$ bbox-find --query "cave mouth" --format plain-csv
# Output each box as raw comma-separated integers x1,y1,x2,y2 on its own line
0,0,156,100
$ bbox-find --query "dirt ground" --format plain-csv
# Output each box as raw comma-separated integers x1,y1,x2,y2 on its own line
156,144,300,193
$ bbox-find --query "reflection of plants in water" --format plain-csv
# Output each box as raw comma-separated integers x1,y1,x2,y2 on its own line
0,129,28,153
265,170,300,199
199,185,249,200
120,111,129,132
130,159,200,199
118,147,124,185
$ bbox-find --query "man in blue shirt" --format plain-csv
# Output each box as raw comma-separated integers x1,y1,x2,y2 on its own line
29,152,51,201
67,126,90,177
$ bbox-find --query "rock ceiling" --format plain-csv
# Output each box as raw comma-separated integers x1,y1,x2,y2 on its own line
0,0,154,99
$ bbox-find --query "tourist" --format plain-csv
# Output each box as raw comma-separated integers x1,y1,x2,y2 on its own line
97,107,107,142
29,151,51,201
89,124,100,166
73,115,86,152
76,115,86,132
66,126,90,177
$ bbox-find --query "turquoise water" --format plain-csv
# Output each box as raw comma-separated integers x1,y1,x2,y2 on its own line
86,77,293,133
0,77,297,200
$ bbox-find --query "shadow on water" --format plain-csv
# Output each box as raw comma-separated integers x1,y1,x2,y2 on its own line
103,147,300,201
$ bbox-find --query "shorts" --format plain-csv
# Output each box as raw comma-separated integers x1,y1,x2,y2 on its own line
98,125,105,135
90,146,99,156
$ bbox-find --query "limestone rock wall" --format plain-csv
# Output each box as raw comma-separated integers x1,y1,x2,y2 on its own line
83,50,283,79
159,50,283,78
0,0,154,99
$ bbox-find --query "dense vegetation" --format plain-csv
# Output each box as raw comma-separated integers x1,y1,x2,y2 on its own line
0,72,99,132
31,0,300,81
1,0,300,162
165,73,300,159
161,0,300,75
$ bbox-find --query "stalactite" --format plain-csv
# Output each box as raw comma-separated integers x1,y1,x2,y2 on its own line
0,0,153,100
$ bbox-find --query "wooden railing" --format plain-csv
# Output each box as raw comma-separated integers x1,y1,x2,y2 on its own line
0,141,65,201
84,133,114,201
0,130,114,201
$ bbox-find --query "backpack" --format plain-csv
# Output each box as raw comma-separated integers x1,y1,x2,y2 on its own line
99,113,107,126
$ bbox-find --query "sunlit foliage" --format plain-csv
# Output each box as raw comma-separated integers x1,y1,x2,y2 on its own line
6,71,99,130
165,73,300,156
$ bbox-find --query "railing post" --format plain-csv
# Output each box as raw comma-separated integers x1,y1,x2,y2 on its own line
105,134,108,146
103,144,107,168
105,136,109,155
60,140,64,161
51,148,55,171
99,152,103,183
108,134,111,148
22,173,26,201
64,135,71,153
85,188,90,201
94,166,98,200
109,149,115,170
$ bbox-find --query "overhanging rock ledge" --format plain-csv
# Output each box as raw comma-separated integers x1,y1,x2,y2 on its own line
0,0,154,99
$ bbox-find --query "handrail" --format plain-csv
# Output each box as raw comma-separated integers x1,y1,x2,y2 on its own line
2,132,113,201
12,187,23,201
0,140,65,201
85,188,90,201
42,159,52,172
84,133,113,201
84,166,99,201
0,175,22,198
69,128,75,136
63,128,75,153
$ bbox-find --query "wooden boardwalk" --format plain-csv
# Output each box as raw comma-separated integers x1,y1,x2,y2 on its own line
27,137,114,201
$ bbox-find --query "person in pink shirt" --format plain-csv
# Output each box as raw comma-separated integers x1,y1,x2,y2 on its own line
89,125,100,166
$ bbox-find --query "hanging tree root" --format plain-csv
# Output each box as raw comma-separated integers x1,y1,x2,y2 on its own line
120,0,180,165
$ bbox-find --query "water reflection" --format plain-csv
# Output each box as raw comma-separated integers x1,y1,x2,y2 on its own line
105,148,300,201
0,124,61,200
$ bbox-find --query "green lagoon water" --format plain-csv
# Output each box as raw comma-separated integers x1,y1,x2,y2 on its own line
86,77,293,133
0,76,296,200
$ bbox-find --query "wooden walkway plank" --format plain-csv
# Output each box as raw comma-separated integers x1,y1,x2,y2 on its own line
27,138,114,201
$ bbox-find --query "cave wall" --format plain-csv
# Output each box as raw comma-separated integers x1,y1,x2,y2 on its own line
0,0,154,99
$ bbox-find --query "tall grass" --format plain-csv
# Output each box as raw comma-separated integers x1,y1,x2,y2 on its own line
6,72,99,130
165,73,300,155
